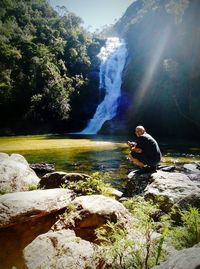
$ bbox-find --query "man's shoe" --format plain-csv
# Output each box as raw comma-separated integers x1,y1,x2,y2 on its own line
148,165,157,172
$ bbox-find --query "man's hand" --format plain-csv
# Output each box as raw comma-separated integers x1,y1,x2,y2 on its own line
127,141,142,153
127,141,136,149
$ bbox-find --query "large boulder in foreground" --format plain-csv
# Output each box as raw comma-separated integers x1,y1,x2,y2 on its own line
0,152,40,193
0,189,74,269
23,229,109,269
55,194,133,241
152,244,200,269
144,171,200,211
0,188,74,228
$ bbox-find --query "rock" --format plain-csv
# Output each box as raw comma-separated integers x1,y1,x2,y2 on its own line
188,173,200,182
175,191,200,209
183,163,200,182
0,189,75,269
126,170,154,196
72,194,131,227
23,229,110,269
0,188,74,228
110,188,123,198
0,153,40,193
0,211,66,269
183,163,200,174
144,171,200,211
39,171,68,189
55,194,133,241
160,165,176,172
152,244,200,269
29,162,55,177
39,171,90,189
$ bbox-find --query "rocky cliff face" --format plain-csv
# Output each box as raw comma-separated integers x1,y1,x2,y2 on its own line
105,0,200,138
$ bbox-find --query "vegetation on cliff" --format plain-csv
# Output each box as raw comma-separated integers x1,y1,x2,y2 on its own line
0,0,102,134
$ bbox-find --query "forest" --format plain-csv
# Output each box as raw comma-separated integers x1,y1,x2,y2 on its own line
0,0,102,135
1,0,200,139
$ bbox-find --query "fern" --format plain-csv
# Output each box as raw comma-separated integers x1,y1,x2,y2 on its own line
168,207,200,249
155,225,168,265
67,172,113,196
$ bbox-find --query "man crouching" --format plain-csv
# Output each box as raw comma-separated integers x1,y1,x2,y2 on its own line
128,125,161,173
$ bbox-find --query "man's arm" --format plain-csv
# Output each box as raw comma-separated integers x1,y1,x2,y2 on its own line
128,141,142,153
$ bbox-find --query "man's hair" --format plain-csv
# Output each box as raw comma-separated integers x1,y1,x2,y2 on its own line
136,125,145,132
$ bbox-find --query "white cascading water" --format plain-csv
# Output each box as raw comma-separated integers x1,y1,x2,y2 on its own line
80,37,127,134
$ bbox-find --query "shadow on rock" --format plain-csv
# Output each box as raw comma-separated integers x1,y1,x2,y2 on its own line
124,169,155,197
0,210,65,269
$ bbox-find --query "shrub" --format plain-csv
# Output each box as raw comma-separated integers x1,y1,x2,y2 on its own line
0,186,11,195
92,197,169,269
66,172,113,196
27,183,39,191
168,207,200,249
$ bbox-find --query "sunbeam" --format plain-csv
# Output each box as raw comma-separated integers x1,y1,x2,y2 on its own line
135,25,172,107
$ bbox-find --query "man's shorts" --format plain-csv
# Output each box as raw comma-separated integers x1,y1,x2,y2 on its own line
130,151,158,167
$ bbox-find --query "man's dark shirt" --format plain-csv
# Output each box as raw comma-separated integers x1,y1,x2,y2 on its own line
131,133,161,166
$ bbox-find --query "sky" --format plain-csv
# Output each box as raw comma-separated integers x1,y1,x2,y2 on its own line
49,0,134,32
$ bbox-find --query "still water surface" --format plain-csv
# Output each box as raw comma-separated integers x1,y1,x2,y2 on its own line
0,134,200,186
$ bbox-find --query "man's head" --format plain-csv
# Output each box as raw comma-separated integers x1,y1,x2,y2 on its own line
135,125,145,137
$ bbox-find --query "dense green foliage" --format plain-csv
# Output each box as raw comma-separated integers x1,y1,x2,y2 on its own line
0,0,102,134
107,0,200,138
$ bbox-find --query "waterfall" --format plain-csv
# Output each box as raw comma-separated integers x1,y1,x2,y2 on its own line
80,37,127,135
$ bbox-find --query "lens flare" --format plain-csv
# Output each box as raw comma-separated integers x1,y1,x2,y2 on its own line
135,25,172,106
